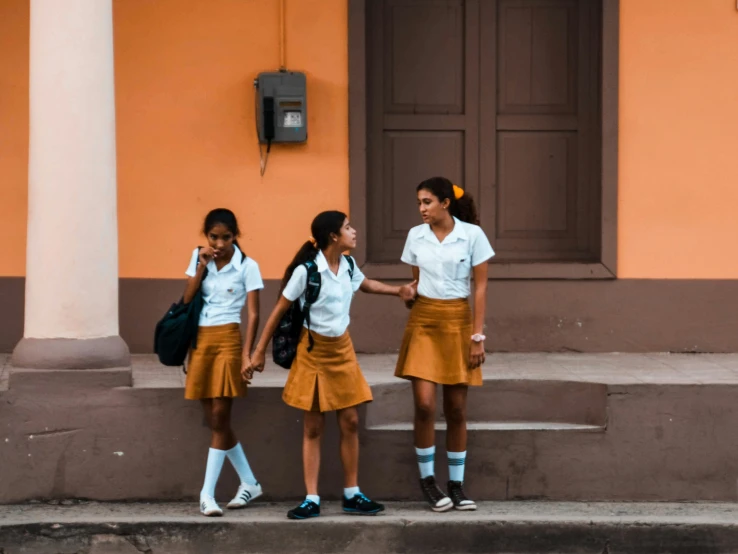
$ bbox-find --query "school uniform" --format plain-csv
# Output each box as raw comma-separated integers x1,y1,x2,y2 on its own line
281,251,372,412
395,217,494,386
183,245,264,400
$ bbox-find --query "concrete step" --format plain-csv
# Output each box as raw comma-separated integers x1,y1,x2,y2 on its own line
367,421,604,431
2,501,738,554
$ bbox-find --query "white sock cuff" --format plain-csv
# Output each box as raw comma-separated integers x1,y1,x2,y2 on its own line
415,446,435,456
447,450,467,459
306,494,320,505
344,486,360,498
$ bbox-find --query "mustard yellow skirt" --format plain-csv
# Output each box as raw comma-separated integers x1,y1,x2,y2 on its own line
283,330,373,412
395,296,482,386
185,323,246,400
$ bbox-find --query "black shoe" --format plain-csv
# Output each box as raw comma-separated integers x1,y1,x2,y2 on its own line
287,499,321,520
343,493,385,515
447,480,477,511
419,476,453,512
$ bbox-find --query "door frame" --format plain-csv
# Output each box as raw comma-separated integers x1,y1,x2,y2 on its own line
348,0,619,280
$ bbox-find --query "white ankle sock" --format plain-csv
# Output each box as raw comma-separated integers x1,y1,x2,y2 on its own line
201,448,227,498
226,443,257,485
448,450,466,482
416,446,435,479
306,494,320,505
344,486,360,499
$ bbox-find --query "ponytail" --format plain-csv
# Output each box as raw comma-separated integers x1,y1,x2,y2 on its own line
279,211,348,293
279,241,319,293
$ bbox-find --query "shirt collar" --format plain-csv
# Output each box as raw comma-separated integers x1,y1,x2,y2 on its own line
419,217,468,244
315,250,350,277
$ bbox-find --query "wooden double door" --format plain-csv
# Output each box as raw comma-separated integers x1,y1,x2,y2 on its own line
366,0,602,264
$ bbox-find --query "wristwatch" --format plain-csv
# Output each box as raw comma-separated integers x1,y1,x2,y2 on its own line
471,334,486,343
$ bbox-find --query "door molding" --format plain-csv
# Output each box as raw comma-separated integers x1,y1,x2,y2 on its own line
348,0,619,280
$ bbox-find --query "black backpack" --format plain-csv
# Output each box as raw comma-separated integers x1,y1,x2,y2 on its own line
272,255,354,369
154,251,209,369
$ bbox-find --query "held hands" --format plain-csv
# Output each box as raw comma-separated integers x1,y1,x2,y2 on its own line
469,341,485,369
399,280,418,308
249,348,267,374
240,356,254,384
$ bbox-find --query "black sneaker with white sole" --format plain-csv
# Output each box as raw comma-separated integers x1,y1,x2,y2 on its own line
419,475,453,512
287,499,321,520
343,493,385,515
447,480,477,511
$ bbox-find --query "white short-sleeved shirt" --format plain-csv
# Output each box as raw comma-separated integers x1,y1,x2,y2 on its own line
282,250,365,337
401,217,494,300
185,244,264,327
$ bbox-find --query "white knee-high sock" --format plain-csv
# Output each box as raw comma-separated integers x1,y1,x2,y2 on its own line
226,443,258,485
201,448,227,498
416,446,435,479
448,451,467,482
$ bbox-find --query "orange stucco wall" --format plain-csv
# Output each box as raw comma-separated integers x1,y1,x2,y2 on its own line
1,0,738,279
0,0,29,278
618,0,738,278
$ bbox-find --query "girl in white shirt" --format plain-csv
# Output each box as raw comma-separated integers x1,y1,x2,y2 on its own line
250,210,416,520
182,208,264,517
395,177,495,513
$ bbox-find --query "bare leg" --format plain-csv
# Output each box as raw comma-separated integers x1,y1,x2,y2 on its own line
412,379,437,448
337,407,360,488
302,411,325,496
201,398,237,450
442,385,468,452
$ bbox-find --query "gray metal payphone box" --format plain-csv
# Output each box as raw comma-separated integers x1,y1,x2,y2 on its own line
255,71,307,144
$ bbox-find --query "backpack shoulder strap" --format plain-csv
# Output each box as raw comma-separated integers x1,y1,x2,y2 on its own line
343,255,354,279
301,260,322,353
303,260,321,305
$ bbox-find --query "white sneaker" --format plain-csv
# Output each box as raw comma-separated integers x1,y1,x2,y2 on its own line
200,494,223,517
226,482,263,509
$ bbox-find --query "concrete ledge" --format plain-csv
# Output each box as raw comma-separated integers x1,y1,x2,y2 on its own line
8,367,133,391
2,501,738,554
11,336,130,369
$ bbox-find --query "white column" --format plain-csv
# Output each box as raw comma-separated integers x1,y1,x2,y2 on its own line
12,0,129,369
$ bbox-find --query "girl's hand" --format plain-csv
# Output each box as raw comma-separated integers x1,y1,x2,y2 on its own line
469,341,485,368
241,356,253,384
198,247,215,266
250,348,266,373
399,280,418,302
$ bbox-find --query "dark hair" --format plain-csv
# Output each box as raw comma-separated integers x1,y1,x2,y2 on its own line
417,176,478,225
280,210,347,291
203,208,242,250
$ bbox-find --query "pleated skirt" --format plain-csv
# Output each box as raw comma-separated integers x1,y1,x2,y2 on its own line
395,296,482,386
185,323,246,400
283,329,373,412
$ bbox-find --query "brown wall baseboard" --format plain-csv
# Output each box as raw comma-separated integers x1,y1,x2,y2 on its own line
1,277,737,353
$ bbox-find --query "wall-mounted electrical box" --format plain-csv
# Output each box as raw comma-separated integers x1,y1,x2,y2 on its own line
255,71,307,144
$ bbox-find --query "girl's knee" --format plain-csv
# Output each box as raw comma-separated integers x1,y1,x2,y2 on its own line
304,414,324,440
415,399,435,422
338,410,360,435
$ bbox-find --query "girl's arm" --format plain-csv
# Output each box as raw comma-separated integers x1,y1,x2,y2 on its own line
240,290,260,381
182,264,207,304
469,262,488,368
249,296,294,372
360,278,417,301
182,247,213,304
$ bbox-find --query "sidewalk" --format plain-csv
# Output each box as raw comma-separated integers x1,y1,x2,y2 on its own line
2,501,738,553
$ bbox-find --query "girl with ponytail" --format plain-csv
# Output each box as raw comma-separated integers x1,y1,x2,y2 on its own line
394,177,494,513
250,210,417,520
